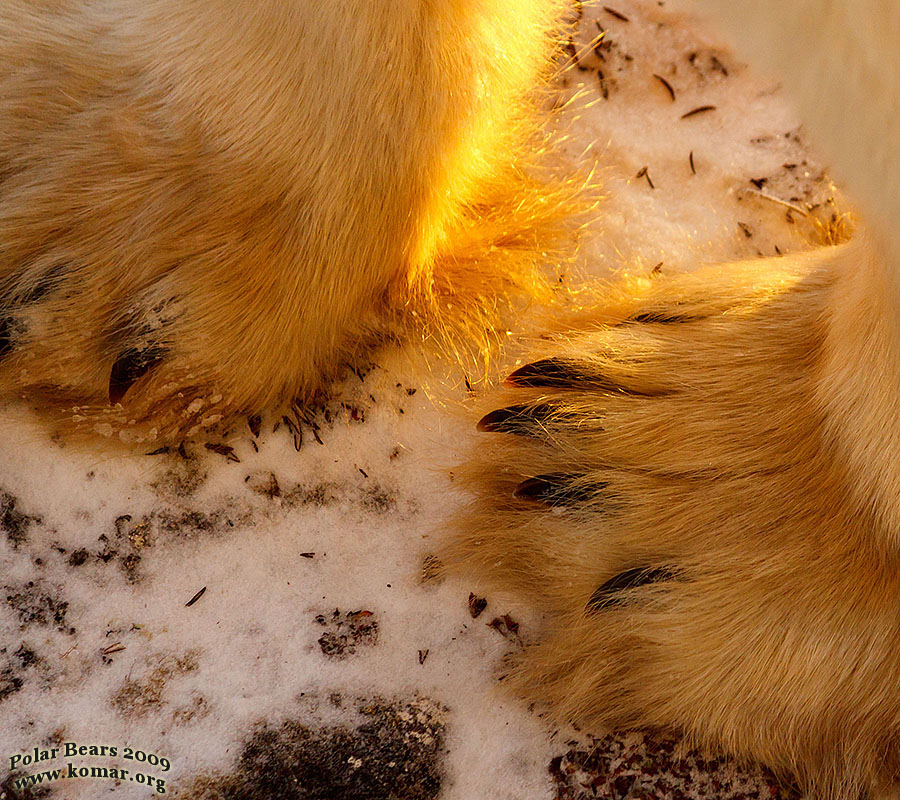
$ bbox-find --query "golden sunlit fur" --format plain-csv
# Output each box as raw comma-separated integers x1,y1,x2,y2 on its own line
0,0,573,443
444,2,900,799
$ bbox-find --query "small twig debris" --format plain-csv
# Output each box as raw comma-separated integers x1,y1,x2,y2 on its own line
653,73,676,101
204,443,240,463
468,593,487,619
603,6,629,21
185,586,207,607
635,166,655,189
681,105,717,119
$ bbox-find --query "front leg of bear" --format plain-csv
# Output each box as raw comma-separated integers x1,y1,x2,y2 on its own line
446,238,900,800
0,0,571,443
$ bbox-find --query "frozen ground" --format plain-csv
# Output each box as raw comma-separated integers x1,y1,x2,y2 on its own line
0,1,843,798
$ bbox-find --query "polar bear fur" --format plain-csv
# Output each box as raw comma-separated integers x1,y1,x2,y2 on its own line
445,3,900,800
0,0,573,442
3,0,900,797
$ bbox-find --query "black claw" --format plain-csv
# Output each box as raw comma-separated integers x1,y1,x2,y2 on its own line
0,317,12,359
108,345,167,404
587,566,679,613
513,473,600,506
505,357,668,397
505,358,587,388
477,403,556,435
628,311,696,324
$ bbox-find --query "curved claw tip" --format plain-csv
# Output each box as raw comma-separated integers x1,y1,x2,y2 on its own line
505,358,582,388
513,473,597,506
477,404,551,434
109,345,166,405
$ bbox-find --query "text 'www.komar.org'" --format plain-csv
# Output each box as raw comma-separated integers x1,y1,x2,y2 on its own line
9,742,169,795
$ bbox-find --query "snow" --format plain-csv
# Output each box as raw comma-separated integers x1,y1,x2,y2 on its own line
0,1,835,798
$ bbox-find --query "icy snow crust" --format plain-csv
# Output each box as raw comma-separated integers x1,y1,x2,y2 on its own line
0,1,838,798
